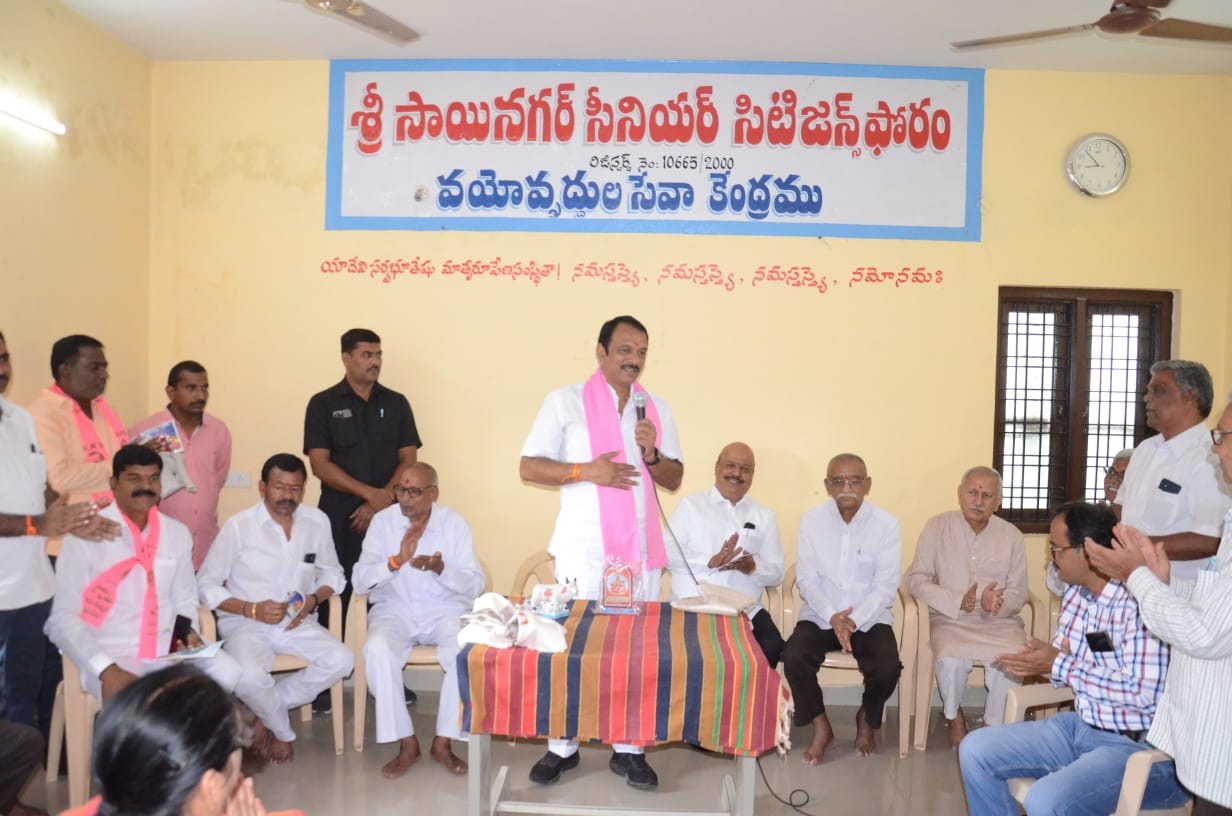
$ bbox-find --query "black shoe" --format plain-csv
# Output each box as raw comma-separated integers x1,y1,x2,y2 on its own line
404,685,417,706
311,690,331,715
528,750,580,785
609,751,658,790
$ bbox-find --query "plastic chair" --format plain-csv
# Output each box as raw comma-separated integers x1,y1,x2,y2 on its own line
912,589,1046,751
349,558,491,752
1003,685,1191,816
780,563,918,759
510,549,555,597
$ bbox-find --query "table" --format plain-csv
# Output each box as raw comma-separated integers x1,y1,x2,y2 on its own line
459,600,787,816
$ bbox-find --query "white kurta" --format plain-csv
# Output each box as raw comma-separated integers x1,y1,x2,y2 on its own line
354,502,485,743
1117,422,1232,581
520,381,682,597
796,499,901,631
45,504,244,699
0,396,52,609
665,486,784,614
1125,510,1232,808
197,501,353,742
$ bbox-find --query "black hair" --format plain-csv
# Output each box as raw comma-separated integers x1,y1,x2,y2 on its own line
167,360,207,388
596,316,648,352
261,453,307,483
1054,501,1118,549
112,444,163,478
340,328,381,353
92,665,238,816
50,334,103,379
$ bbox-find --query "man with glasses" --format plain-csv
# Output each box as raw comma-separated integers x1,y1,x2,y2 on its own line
908,466,1029,749
782,453,902,764
959,501,1184,816
1048,449,1136,596
353,462,485,780
197,453,354,764
666,442,785,667
1115,360,1231,583
1084,399,1232,816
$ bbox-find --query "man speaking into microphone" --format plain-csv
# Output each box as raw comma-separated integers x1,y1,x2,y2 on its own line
519,315,684,790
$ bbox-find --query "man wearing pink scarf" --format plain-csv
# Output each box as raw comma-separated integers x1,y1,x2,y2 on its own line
519,315,684,791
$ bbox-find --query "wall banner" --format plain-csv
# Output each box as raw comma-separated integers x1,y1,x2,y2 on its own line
326,59,984,241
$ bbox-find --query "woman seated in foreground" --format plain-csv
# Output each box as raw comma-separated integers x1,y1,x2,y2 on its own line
60,664,301,816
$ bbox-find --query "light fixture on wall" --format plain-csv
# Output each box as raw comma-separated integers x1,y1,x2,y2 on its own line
0,95,67,136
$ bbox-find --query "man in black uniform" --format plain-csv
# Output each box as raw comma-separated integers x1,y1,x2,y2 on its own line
304,328,421,712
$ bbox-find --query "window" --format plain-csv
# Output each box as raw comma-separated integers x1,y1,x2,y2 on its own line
993,287,1172,531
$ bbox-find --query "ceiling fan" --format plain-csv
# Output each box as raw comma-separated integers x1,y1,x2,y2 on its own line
303,0,420,44
952,1,1232,49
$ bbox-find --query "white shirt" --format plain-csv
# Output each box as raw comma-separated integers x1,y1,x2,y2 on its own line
0,395,53,609
796,499,902,631
46,504,199,681
197,501,346,624
352,502,485,623
1117,422,1231,580
1125,509,1232,807
666,485,784,614
520,382,683,574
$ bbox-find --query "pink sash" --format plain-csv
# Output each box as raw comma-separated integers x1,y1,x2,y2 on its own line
581,368,667,569
80,510,162,660
50,384,129,504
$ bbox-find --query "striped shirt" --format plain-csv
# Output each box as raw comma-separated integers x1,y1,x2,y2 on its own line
1125,515,1232,808
1050,579,1169,733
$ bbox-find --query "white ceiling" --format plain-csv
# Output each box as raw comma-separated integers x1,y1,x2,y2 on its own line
59,0,1232,74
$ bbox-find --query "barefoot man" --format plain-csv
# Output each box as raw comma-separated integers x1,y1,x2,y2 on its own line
782,453,903,764
353,463,485,779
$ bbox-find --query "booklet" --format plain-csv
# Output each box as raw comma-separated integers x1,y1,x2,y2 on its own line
164,639,224,662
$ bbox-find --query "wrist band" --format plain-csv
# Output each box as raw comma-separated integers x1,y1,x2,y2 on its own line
388,554,401,572
25,515,37,536
561,463,581,484
248,602,256,619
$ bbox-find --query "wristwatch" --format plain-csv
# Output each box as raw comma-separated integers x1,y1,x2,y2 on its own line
644,449,661,466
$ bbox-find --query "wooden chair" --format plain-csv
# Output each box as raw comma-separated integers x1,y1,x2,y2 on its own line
1003,685,1191,816
912,589,1046,751
779,563,918,759
199,600,347,756
349,559,491,752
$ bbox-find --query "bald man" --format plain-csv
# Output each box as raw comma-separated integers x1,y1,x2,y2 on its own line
667,442,786,666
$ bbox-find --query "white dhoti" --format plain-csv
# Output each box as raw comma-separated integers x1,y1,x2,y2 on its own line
220,618,354,742
365,610,465,743
934,656,1020,725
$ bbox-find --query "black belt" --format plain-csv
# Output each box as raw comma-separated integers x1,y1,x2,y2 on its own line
1091,724,1145,742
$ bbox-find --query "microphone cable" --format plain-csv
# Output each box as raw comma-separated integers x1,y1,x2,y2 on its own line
643,453,817,816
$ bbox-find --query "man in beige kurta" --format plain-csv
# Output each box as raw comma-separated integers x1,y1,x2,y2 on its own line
907,466,1027,748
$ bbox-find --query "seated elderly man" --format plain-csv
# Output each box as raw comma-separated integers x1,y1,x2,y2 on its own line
959,502,1185,815
666,442,785,666
197,453,354,764
907,466,1028,748
46,445,250,704
353,462,485,780
782,453,902,764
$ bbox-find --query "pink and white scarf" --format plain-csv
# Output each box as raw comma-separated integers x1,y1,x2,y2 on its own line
80,509,162,660
50,383,129,504
581,368,667,569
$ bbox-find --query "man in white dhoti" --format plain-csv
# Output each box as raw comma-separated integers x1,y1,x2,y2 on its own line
353,462,485,780
908,466,1028,748
197,453,355,763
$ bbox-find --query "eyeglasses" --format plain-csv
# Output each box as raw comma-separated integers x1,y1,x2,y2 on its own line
825,476,867,489
1049,543,1080,557
1104,467,1125,481
393,485,434,499
1212,428,1232,447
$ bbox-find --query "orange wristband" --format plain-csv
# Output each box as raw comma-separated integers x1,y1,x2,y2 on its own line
26,515,38,536
388,554,401,572
561,463,581,484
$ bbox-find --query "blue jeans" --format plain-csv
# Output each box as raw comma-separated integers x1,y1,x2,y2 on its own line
0,598,60,739
958,712,1187,816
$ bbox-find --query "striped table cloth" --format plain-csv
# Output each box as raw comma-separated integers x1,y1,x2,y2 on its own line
459,600,786,756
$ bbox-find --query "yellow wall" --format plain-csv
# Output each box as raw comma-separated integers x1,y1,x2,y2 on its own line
6,4,1232,597
0,1,151,420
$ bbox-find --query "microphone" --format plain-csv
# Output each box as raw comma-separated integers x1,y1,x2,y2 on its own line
632,391,646,421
